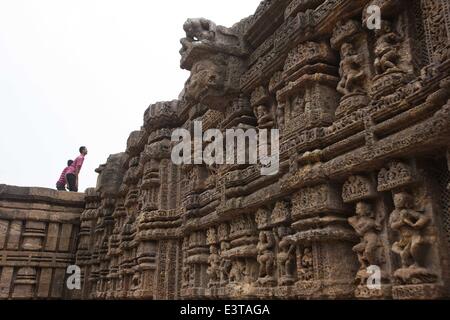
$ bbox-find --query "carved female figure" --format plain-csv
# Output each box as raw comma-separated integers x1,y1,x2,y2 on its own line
257,231,276,280
389,192,431,269
276,102,286,131
389,191,436,284
276,227,296,285
207,245,221,287
229,260,245,283
337,42,366,96
219,241,232,284
254,104,274,129
298,247,313,281
182,264,191,288
374,20,402,75
348,201,383,269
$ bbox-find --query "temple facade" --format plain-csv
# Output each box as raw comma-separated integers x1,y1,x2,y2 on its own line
1,0,450,299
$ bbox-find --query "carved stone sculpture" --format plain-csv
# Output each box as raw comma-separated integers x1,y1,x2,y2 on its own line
207,245,221,287
389,191,437,284
2,0,450,301
256,231,276,286
374,20,403,75
337,43,366,96
348,201,385,285
276,226,296,286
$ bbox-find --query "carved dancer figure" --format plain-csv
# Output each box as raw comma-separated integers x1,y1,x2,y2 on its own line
254,104,274,129
182,265,190,288
276,227,296,285
374,20,402,75
298,247,313,281
229,260,245,283
207,245,221,287
337,42,366,96
219,241,232,284
276,102,285,131
389,191,436,284
257,231,275,280
348,202,383,269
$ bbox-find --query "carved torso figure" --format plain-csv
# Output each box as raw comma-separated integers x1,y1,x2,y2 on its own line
374,20,402,75
229,260,245,283
348,202,383,269
276,227,296,284
337,42,365,96
298,247,313,281
207,245,221,287
389,191,436,284
257,231,275,280
182,265,190,288
254,104,274,129
276,102,285,131
389,192,431,267
219,241,232,284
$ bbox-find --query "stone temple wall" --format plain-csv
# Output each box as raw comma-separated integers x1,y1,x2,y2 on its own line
1,0,450,300
0,185,84,299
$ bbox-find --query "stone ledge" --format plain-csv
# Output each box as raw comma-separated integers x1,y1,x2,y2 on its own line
0,184,85,208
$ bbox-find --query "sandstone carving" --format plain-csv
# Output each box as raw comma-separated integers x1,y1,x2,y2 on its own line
1,0,450,300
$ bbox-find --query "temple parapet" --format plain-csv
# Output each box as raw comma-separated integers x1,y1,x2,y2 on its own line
0,185,84,299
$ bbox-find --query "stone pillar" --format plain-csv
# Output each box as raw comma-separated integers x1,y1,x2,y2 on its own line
342,175,391,298
288,183,358,298
420,0,450,63
377,160,445,299
74,188,99,299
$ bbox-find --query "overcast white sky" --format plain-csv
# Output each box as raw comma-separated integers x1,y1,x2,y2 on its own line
0,0,260,191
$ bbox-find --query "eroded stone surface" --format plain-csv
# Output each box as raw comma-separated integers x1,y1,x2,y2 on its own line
1,0,450,300
0,185,84,299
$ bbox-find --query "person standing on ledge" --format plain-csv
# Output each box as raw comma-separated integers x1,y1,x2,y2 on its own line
66,146,88,192
56,160,74,191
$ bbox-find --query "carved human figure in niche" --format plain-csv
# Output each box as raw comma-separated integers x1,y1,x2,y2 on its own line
117,275,124,292
207,245,221,287
337,42,366,96
389,191,436,284
257,231,276,282
182,258,191,288
291,94,305,117
219,241,232,284
131,273,140,290
276,226,296,285
374,20,402,75
106,279,112,293
298,247,313,281
254,104,274,129
276,102,285,131
348,202,383,268
205,164,218,188
229,260,246,283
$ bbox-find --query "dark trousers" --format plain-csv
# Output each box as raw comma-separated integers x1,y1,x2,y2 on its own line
56,183,66,191
66,173,78,192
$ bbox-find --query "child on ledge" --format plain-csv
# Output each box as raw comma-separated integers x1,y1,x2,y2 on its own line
56,160,74,191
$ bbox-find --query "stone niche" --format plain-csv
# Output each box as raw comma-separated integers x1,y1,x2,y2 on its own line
2,0,450,301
